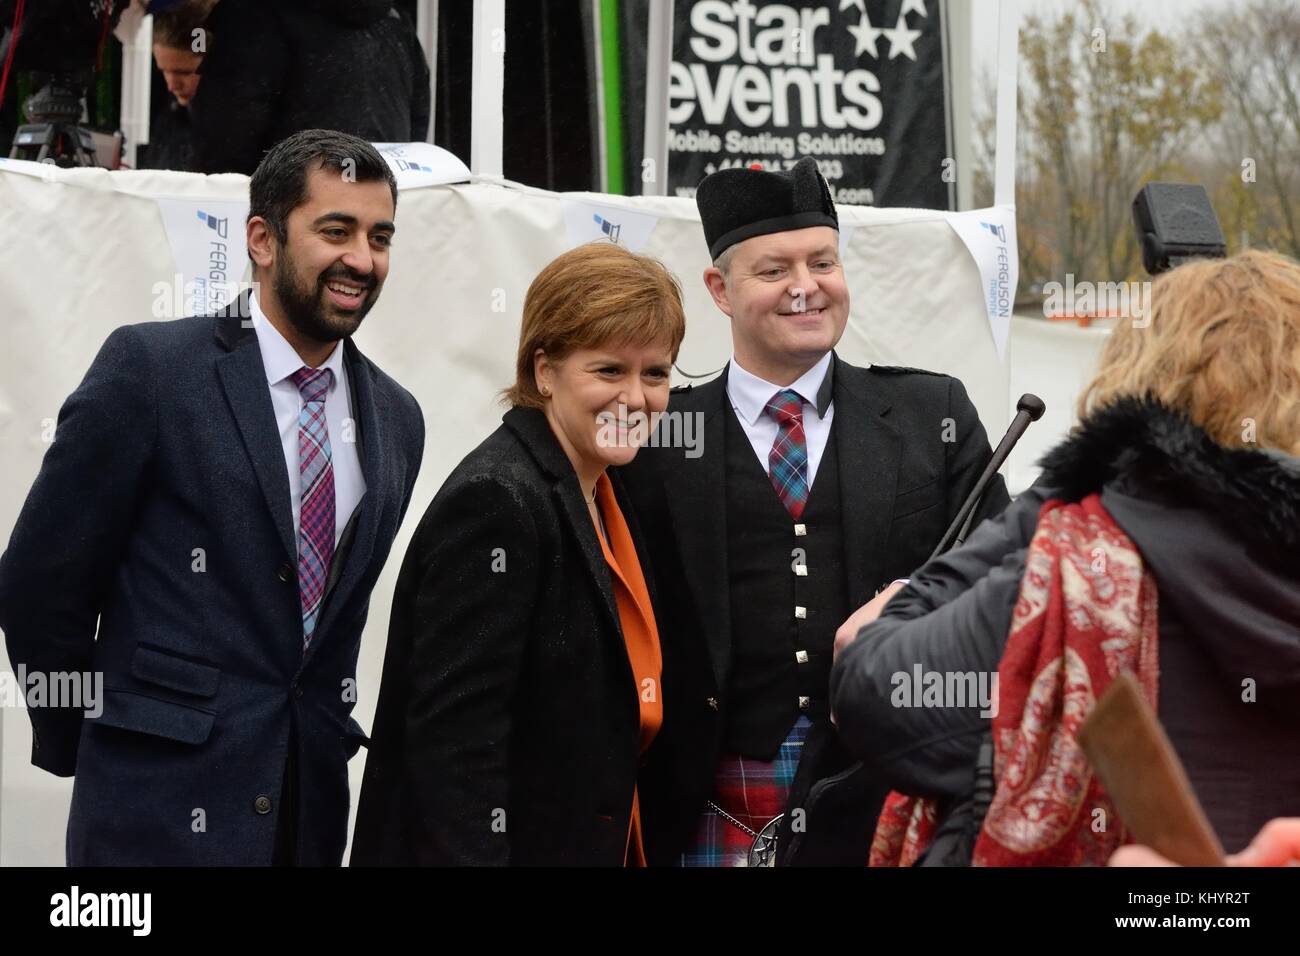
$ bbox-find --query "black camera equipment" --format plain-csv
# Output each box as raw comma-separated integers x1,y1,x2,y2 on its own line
1,0,128,166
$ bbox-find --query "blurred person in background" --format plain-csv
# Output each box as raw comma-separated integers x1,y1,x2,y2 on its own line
138,0,217,170
832,250,1300,866
150,0,214,108
189,0,429,175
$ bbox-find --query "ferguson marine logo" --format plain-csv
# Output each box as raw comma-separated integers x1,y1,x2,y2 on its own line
593,213,622,242
393,159,434,173
196,209,233,312
980,220,1012,320
196,209,228,238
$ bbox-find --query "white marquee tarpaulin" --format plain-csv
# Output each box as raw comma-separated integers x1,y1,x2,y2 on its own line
0,159,1016,863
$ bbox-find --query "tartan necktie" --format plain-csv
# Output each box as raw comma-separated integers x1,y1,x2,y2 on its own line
764,388,810,519
290,366,336,646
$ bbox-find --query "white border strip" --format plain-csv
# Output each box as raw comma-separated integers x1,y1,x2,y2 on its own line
642,0,674,197
993,0,1020,207
470,0,505,178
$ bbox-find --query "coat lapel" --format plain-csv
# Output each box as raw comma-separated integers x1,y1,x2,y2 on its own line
658,373,731,692
502,408,622,638
831,355,901,610
554,482,622,637
321,345,368,600
214,296,296,564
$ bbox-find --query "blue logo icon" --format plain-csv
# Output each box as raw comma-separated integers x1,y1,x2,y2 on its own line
593,214,621,243
197,210,229,239
979,221,1007,243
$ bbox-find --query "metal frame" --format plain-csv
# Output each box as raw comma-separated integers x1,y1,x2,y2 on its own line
641,0,674,197
416,0,439,144
470,0,505,178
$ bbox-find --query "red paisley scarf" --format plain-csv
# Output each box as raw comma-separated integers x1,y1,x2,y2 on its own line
869,494,1160,867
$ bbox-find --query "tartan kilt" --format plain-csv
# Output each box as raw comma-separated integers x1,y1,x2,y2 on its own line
680,716,812,867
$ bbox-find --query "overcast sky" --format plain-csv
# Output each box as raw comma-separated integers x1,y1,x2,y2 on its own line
969,0,1226,79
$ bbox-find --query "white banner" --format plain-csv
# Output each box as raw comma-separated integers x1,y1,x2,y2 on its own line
0,157,59,181
154,197,251,319
944,205,1018,361
561,199,661,253
372,142,471,189
838,222,856,260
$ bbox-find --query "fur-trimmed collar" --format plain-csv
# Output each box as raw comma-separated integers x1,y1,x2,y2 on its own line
1038,396,1300,552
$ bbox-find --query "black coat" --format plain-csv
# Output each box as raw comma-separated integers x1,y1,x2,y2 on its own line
138,98,193,172
190,0,431,175
0,300,425,865
618,354,1009,864
831,396,1300,859
351,406,679,865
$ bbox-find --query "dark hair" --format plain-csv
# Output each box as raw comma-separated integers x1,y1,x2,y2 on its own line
246,129,398,262
151,0,218,52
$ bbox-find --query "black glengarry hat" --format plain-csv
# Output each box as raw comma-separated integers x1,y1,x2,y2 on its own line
696,156,838,260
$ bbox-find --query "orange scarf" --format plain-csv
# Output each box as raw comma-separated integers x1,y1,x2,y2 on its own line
594,473,664,866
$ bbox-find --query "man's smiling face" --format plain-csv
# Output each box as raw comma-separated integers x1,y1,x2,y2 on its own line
267,165,396,343
704,226,849,383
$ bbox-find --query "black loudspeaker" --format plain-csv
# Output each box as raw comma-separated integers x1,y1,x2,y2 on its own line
1132,182,1227,276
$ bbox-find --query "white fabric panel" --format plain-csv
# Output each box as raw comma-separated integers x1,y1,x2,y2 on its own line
1005,315,1111,495
0,163,1012,864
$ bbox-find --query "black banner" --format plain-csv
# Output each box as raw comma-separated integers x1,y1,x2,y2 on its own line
664,0,952,208
0,865,1283,939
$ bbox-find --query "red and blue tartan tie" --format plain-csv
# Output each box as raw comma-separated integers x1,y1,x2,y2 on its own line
765,388,809,519
291,366,335,646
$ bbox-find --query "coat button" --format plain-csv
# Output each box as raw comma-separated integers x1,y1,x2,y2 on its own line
254,794,273,814
799,696,811,711
277,562,294,583
706,697,719,711
795,650,809,664
794,606,807,620
794,523,807,536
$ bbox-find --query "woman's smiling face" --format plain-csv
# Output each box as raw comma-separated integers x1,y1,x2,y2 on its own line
536,340,675,475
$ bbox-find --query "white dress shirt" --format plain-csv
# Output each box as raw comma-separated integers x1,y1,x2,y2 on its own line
726,351,835,488
250,292,366,546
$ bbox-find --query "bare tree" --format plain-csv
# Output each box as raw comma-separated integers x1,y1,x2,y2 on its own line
1020,0,1220,284
1193,0,1300,259
975,0,1225,298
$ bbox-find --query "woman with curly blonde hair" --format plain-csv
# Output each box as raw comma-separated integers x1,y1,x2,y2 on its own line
832,250,1300,866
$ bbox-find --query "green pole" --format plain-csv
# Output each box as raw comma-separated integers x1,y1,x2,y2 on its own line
599,0,625,194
